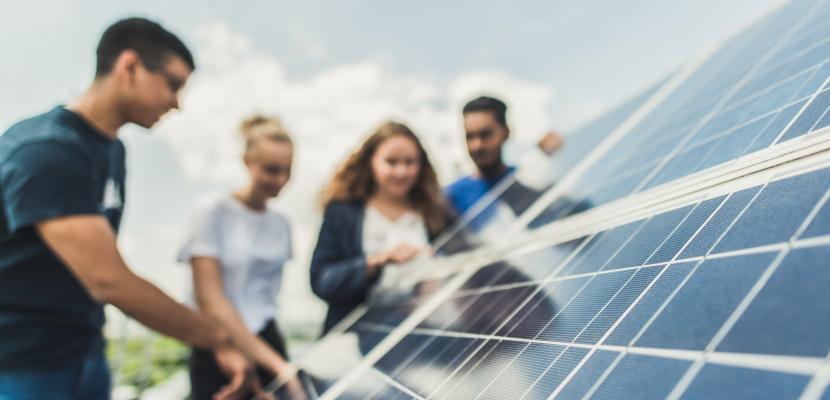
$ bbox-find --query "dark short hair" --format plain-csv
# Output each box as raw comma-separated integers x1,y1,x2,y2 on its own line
95,17,195,77
463,96,508,127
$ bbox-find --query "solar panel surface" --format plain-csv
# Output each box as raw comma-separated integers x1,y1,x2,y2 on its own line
272,1,830,399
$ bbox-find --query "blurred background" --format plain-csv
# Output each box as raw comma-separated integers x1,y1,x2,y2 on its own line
0,0,780,396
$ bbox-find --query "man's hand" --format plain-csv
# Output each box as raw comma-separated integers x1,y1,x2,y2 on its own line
538,131,564,156
213,345,263,400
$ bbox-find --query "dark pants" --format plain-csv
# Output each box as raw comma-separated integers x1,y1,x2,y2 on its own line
189,320,288,400
0,342,110,400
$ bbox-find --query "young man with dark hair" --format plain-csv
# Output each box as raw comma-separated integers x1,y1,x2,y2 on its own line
445,95,563,216
0,18,264,399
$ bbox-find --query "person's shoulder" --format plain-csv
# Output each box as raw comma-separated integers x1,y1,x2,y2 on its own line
325,199,364,213
6,107,81,139
322,200,366,224
1,108,90,159
192,193,233,220
446,174,479,195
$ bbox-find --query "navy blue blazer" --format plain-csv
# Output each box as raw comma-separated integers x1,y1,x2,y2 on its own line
310,200,446,335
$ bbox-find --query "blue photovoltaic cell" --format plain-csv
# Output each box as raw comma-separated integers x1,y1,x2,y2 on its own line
453,285,537,335
417,292,480,330
555,350,620,399
561,220,646,276
574,265,662,344
799,195,830,239
714,168,830,253
476,343,566,399
524,347,589,398
678,186,761,259
718,245,830,357
647,197,726,264
590,354,691,400
498,277,589,339
395,337,482,397
635,253,775,350
537,270,635,343
742,100,805,154
604,205,694,270
604,262,696,346
435,340,520,399
779,88,830,142
375,334,431,375
680,364,810,400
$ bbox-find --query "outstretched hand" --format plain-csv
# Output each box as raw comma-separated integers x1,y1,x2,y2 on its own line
538,130,564,156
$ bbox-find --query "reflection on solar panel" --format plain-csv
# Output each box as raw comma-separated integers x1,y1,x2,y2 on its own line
282,1,830,399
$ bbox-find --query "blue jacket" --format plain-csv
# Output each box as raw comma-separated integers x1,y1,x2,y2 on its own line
310,200,447,334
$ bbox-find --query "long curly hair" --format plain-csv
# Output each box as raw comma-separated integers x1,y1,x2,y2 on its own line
322,121,447,235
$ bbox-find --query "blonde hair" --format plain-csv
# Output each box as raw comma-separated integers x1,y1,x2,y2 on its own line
240,114,292,155
322,121,447,236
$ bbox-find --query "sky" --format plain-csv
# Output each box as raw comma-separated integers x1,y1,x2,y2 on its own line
0,0,780,335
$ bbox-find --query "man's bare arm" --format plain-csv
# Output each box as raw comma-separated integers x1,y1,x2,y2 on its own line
36,215,228,350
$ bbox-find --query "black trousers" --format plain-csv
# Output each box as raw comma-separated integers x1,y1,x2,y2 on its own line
188,319,289,400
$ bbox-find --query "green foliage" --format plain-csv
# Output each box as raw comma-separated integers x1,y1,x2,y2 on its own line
107,336,188,392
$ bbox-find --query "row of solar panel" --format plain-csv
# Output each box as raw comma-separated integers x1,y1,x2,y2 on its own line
338,163,830,399
528,0,830,227
297,1,830,398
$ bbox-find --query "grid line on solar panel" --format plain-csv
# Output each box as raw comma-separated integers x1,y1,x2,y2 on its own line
642,63,830,195
335,192,830,399
387,327,827,375
680,363,811,400
800,359,830,400
578,350,626,400
514,57,707,231
513,1,830,226
409,220,828,340
366,366,426,400
520,347,590,400
372,332,821,400
356,248,824,398
473,342,568,399
315,3,830,398
344,247,830,400
661,209,827,398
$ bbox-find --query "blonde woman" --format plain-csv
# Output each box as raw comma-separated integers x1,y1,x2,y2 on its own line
179,115,298,399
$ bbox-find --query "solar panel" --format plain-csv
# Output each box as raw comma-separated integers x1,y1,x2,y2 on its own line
316,161,830,400
523,0,830,229
279,1,830,398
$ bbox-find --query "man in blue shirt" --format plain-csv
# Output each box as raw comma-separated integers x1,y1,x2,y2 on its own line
446,96,563,217
0,18,262,399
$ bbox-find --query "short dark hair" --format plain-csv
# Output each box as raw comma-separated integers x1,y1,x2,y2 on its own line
463,96,508,127
95,17,195,77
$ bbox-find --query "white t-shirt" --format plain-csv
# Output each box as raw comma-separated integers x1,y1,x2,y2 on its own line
362,205,429,301
177,194,292,332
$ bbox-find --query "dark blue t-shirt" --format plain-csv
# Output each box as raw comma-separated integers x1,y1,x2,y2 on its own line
445,166,515,216
0,106,126,369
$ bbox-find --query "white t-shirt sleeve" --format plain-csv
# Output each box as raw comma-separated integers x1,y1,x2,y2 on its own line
177,202,222,263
